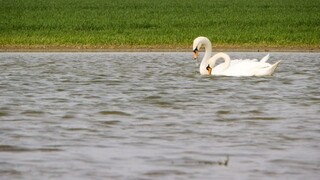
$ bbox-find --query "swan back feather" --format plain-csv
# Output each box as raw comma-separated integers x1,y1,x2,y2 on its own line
260,54,270,63
208,53,281,76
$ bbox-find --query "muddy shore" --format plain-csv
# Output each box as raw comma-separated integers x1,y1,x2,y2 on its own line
1,45,319,52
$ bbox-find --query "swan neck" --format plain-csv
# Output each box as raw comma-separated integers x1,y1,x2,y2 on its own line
200,40,212,74
222,54,230,71
203,46,211,61
209,53,231,71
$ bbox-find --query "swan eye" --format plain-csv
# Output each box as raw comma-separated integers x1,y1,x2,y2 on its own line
193,47,198,53
206,65,211,70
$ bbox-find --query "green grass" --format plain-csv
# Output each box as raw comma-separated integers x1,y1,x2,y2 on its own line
1,0,319,49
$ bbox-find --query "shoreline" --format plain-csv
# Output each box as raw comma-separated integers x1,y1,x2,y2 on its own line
1,45,319,53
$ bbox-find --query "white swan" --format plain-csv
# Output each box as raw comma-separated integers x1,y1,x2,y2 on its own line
193,36,213,75
207,53,281,76
192,36,281,76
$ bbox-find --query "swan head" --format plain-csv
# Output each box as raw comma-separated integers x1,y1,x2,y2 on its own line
193,38,202,60
207,52,231,75
206,64,212,75
192,36,211,60
193,47,199,60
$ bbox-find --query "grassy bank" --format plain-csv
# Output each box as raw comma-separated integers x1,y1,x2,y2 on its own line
1,0,319,50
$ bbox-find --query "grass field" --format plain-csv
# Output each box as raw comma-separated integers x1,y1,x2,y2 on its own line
1,0,319,50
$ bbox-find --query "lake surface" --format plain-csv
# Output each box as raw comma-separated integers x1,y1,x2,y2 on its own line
0,52,319,179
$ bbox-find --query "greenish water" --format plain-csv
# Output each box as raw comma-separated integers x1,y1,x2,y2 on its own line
0,52,319,179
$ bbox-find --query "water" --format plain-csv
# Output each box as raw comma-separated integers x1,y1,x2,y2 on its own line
0,52,319,179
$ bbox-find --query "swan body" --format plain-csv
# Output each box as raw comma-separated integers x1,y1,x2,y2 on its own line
208,53,281,76
192,36,281,76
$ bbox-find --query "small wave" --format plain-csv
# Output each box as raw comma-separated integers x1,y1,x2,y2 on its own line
216,110,231,115
144,170,187,177
21,110,44,116
247,116,279,121
62,114,75,119
100,120,121,125
0,111,9,117
0,145,61,152
99,111,131,116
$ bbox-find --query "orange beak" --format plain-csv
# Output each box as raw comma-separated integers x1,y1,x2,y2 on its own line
193,50,199,60
206,65,212,75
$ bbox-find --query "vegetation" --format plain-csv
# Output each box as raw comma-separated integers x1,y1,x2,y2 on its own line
1,0,319,49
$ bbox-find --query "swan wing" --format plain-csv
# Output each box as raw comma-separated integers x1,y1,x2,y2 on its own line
212,59,268,76
260,54,270,63
213,60,280,76
254,60,282,76
226,61,270,76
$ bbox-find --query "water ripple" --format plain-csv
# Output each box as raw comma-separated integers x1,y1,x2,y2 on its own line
0,52,319,179
0,145,62,152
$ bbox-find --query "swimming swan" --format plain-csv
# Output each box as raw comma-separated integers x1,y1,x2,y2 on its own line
207,53,281,76
192,36,281,76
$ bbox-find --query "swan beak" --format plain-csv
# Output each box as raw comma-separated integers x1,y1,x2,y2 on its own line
206,65,212,75
193,49,199,60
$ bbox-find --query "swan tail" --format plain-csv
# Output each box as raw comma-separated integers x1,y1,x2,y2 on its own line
267,60,282,76
260,54,270,63
255,60,281,76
